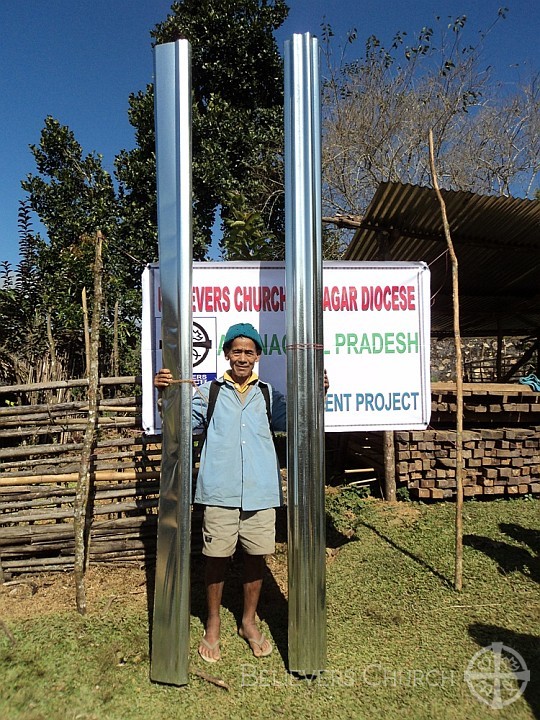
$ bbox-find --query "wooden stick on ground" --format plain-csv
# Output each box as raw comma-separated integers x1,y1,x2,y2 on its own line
428,130,465,591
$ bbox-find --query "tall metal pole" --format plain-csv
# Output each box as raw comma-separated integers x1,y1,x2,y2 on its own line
284,33,326,675
150,40,193,686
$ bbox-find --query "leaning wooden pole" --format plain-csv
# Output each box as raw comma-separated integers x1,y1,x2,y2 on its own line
73,230,104,614
428,130,464,591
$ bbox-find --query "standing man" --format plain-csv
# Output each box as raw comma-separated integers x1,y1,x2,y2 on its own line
155,322,328,663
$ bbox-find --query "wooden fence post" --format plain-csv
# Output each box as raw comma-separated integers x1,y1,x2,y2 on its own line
73,231,103,614
383,431,397,501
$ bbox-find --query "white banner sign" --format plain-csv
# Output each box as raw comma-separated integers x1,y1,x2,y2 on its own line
141,261,431,433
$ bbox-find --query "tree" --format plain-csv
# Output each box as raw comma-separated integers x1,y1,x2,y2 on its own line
0,201,51,385
321,12,540,229
115,0,289,260
18,117,141,379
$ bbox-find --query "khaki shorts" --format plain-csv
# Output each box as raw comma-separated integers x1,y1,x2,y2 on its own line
202,506,275,557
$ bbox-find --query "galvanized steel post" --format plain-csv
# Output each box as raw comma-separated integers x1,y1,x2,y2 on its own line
150,40,193,686
284,33,326,675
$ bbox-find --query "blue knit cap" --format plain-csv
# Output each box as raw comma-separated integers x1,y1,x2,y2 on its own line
223,323,263,352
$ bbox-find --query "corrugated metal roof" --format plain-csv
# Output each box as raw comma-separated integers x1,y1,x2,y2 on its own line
344,182,540,336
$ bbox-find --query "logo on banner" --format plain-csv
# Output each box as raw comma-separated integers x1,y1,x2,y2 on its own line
193,317,218,385
193,321,212,366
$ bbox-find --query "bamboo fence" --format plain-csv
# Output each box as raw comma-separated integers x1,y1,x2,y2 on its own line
1,377,538,579
0,376,168,578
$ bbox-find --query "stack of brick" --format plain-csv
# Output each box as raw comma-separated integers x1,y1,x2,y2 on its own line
395,427,540,499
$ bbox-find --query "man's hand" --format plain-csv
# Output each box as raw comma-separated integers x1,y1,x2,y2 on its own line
324,369,330,395
154,368,173,389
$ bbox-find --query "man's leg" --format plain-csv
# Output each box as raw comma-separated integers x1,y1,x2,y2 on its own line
199,555,229,662
239,507,275,657
199,506,239,662
241,552,265,632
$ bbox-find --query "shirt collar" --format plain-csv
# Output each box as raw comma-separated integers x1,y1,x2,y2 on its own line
223,371,258,393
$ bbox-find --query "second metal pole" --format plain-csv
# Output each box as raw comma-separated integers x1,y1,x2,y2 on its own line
284,32,326,675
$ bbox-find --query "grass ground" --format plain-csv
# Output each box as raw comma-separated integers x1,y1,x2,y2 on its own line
0,494,538,720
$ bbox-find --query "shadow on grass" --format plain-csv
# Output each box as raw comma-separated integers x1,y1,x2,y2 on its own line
358,520,453,588
463,530,540,583
499,523,540,555
468,623,540,719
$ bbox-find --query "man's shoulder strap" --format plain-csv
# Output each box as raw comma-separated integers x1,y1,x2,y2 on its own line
257,381,272,429
205,379,272,429
205,380,223,427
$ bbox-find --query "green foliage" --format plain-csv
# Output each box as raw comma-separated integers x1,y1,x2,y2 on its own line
0,201,50,382
396,485,411,502
326,484,371,533
22,117,118,243
222,191,282,259
116,0,288,260
5,119,143,380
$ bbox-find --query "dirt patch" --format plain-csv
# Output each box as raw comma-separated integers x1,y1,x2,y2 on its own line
0,565,148,621
0,553,291,624
383,501,421,526
359,496,421,526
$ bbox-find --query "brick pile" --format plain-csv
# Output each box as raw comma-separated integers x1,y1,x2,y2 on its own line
395,427,540,499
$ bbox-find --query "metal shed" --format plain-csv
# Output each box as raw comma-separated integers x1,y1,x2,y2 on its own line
344,182,540,340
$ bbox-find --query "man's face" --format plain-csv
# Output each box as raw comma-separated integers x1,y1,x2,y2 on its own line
224,337,260,384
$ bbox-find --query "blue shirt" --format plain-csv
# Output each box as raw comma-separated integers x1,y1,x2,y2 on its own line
192,377,287,511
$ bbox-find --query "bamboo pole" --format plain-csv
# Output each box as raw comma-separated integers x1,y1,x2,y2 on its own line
0,419,137,438
113,300,119,377
0,396,139,416
5,407,138,422
74,231,103,614
82,287,90,377
0,447,160,472
0,470,160,487
379,232,397,502
0,410,138,428
431,382,534,393
46,312,57,380
0,435,148,460
0,376,140,394
0,484,159,512
428,130,464,592
0,515,157,542
1,498,159,525
496,319,503,382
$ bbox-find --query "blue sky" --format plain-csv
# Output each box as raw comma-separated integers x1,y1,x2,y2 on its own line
1,0,538,269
